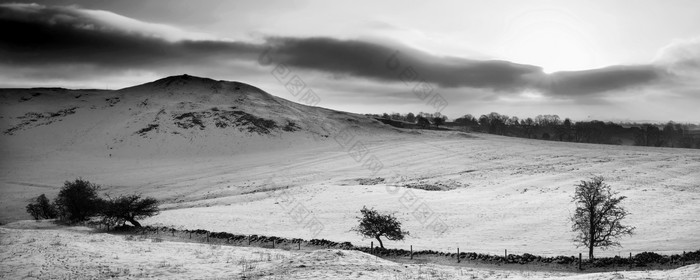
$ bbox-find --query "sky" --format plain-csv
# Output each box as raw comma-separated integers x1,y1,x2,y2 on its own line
1,0,699,122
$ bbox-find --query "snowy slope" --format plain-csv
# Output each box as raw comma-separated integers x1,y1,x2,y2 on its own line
0,74,397,221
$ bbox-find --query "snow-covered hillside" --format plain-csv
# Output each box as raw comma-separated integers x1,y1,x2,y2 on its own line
0,75,400,222
0,74,391,158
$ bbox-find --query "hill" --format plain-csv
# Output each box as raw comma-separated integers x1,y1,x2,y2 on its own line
0,74,392,158
0,75,398,222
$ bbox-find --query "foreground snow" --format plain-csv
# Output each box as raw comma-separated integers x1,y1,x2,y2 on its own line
2,221,698,280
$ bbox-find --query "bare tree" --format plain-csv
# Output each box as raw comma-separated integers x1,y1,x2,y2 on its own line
571,176,635,259
352,206,409,249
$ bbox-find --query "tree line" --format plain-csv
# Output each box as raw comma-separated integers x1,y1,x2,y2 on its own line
26,178,159,227
368,112,700,148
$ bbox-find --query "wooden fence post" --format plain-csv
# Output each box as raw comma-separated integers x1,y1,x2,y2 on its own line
248,235,251,245
371,241,374,255
410,245,413,260
457,247,460,263
578,253,582,270
505,249,507,261
298,241,301,250
272,240,275,249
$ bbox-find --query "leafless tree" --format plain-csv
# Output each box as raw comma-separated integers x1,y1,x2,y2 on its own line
571,176,635,259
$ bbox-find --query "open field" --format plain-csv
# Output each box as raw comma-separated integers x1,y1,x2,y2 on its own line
3,131,699,258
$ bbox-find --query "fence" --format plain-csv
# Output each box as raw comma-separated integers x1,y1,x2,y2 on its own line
85,222,698,272
361,242,696,271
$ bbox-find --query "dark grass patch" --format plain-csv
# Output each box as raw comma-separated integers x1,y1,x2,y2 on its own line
4,107,77,135
172,109,280,134
401,180,464,191
283,121,300,132
135,124,159,136
357,177,385,185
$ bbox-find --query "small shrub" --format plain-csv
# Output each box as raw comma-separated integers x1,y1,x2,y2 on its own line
635,251,664,263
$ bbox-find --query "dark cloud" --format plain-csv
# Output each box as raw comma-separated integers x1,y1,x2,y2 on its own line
539,65,663,96
0,4,261,68
0,3,670,98
262,37,543,91
262,38,666,96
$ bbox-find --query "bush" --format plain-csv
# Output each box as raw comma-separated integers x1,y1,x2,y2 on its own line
635,251,664,263
101,194,159,227
26,194,57,220
26,203,41,220
54,179,104,222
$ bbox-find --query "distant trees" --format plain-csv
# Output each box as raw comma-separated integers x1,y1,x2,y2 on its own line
571,176,635,260
353,206,409,249
367,111,700,149
405,112,416,123
633,124,663,147
521,117,535,138
454,114,477,125
417,116,430,128
101,194,160,227
476,112,509,135
556,118,573,141
432,115,445,128
630,121,696,148
26,194,57,220
369,112,445,126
